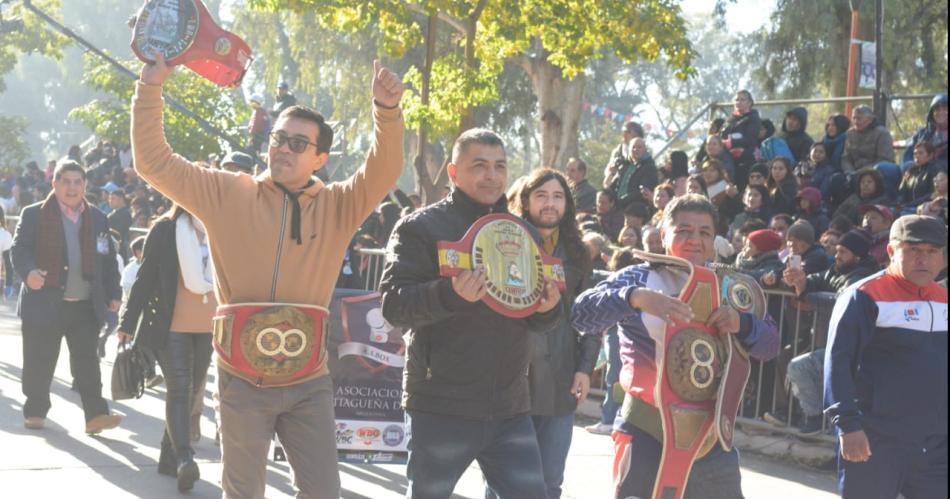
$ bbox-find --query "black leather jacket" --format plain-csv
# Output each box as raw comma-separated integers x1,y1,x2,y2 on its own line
379,189,560,420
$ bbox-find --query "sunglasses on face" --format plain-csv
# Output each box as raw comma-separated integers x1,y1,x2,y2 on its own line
269,131,318,154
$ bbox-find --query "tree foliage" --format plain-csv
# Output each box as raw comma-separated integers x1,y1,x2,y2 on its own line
750,0,948,100
249,0,694,139
0,0,68,93
68,54,249,161
0,114,30,167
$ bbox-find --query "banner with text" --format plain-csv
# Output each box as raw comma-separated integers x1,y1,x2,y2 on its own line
327,289,408,463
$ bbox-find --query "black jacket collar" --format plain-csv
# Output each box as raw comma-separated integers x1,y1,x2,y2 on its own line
447,188,508,221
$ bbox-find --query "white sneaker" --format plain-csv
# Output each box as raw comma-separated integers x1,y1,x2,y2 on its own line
585,422,613,435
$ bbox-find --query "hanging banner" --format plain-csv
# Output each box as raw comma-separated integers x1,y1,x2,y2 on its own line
328,289,408,463
859,41,876,90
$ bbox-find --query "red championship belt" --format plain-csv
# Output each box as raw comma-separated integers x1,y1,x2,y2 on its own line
437,213,566,319
131,0,252,87
630,251,751,499
213,303,329,387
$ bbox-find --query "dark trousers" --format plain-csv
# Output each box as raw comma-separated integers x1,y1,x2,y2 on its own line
485,413,575,499
405,410,547,499
533,413,575,499
21,300,108,422
839,432,948,499
615,424,743,499
157,332,213,463
602,327,622,424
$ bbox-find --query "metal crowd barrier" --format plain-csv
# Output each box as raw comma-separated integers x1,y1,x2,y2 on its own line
737,288,838,443
358,248,388,291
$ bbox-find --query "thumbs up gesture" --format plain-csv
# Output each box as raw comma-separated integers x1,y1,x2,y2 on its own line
372,59,404,109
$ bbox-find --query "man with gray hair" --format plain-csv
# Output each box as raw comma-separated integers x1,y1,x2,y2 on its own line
841,106,896,174
825,215,948,498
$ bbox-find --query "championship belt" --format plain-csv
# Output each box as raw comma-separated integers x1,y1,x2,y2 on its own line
130,0,252,87
437,213,567,319
631,251,752,499
212,303,329,387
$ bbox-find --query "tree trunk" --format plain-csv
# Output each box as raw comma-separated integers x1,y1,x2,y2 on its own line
414,14,440,205
457,0,489,133
521,51,585,170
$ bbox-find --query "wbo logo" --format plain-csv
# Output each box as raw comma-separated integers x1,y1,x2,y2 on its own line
904,307,921,322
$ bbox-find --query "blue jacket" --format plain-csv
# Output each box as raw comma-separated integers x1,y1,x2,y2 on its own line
824,270,948,444
902,93,948,168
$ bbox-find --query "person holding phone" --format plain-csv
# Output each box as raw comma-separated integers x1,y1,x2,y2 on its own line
763,220,830,286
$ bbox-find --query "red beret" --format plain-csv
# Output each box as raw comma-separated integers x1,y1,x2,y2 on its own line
747,229,784,253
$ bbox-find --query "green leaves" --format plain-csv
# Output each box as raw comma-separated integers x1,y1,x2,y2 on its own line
68,54,249,161
0,0,69,92
0,114,30,167
248,0,695,140
402,53,498,138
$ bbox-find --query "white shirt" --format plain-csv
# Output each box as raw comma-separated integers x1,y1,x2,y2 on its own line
121,260,141,300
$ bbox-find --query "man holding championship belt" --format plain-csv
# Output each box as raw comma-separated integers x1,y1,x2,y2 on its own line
131,47,404,498
572,194,779,499
379,129,562,498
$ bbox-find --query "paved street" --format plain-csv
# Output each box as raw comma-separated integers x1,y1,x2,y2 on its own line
0,302,838,498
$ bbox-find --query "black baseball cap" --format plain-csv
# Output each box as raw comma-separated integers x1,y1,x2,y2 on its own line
889,215,948,247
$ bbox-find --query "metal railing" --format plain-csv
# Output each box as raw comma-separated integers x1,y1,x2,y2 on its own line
654,93,938,160
737,288,838,444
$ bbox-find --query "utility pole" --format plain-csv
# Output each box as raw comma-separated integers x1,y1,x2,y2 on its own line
846,0,861,117
873,0,885,126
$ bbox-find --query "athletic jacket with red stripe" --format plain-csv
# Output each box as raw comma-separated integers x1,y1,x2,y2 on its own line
824,270,948,444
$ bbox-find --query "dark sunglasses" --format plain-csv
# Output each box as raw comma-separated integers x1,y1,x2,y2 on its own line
269,131,318,154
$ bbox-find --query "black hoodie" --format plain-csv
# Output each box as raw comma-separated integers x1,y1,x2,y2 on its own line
782,107,814,163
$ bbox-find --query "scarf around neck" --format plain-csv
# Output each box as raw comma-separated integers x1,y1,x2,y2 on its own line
175,214,214,300
36,192,96,289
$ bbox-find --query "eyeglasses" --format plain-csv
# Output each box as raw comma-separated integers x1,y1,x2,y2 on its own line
269,131,318,154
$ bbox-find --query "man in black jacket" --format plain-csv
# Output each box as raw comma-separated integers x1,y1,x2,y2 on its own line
379,129,561,499
11,161,123,434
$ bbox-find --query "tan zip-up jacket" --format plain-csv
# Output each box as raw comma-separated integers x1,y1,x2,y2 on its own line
131,82,404,385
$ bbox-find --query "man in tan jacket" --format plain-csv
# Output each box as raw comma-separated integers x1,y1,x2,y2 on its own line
132,53,404,499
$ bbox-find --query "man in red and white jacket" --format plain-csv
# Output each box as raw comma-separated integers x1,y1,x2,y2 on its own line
824,215,948,499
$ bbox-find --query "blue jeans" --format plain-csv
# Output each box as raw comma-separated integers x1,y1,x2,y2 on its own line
406,410,546,499
602,327,621,424
487,414,575,499
786,349,824,417
533,414,575,499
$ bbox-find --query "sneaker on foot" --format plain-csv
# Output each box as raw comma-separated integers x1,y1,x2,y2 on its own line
24,417,45,430
585,422,613,435
85,414,123,434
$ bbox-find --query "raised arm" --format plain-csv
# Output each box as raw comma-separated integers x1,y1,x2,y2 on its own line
327,61,405,234
131,53,239,220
